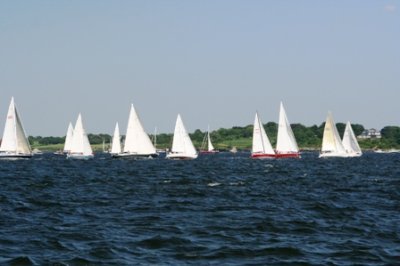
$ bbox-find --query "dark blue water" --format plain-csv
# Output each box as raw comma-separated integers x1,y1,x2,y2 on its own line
0,152,399,265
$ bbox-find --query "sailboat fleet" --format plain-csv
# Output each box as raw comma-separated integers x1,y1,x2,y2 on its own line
0,97,369,160
319,112,362,158
251,102,300,159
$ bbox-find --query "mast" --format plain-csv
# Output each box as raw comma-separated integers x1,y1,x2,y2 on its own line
154,127,157,149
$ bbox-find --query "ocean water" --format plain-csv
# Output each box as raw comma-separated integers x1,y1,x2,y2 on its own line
0,152,399,265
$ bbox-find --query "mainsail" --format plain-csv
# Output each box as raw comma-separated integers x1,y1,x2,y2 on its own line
207,131,215,151
276,102,299,156
63,122,74,153
110,122,121,154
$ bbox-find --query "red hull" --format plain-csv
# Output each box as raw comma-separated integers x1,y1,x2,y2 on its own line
251,153,276,159
275,153,300,159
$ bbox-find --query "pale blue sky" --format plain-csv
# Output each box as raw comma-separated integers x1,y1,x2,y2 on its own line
0,1,399,136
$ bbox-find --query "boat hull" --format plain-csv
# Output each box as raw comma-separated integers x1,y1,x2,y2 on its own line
275,152,301,159
0,152,32,159
67,153,94,160
200,150,219,154
344,152,362,157
319,152,349,158
166,153,198,160
251,153,275,159
112,153,159,159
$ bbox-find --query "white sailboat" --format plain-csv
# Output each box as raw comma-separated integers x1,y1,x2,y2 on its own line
110,122,121,155
114,104,158,158
230,146,238,154
67,113,94,159
342,121,362,157
251,112,275,159
200,126,219,154
319,112,348,158
0,97,32,158
63,122,74,153
275,102,300,158
166,114,198,160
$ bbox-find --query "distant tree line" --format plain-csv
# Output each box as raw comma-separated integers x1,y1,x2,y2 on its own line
27,123,400,150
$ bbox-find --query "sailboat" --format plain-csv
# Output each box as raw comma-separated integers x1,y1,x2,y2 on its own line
67,113,94,159
166,114,198,160
0,97,32,158
319,112,348,158
114,104,158,159
251,112,275,159
230,146,238,154
110,122,121,155
275,102,300,158
63,122,74,154
342,121,362,157
200,126,219,154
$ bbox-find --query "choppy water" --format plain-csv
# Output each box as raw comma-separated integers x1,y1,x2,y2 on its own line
0,152,399,265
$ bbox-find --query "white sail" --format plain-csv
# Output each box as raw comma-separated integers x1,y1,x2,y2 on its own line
201,125,216,152
320,112,347,157
276,102,299,153
63,122,74,153
342,121,362,156
110,122,121,154
68,113,93,158
123,104,156,155
0,97,32,157
251,112,275,155
207,131,215,151
167,114,197,159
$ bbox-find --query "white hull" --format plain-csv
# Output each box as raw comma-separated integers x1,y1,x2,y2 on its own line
374,149,400,154
166,152,198,160
112,152,158,159
0,151,32,159
319,152,350,158
345,152,362,157
67,153,94,160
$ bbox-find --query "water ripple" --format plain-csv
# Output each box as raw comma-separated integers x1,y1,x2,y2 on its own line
0,152,399,264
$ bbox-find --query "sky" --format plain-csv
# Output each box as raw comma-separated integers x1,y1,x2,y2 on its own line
0,1,399,136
